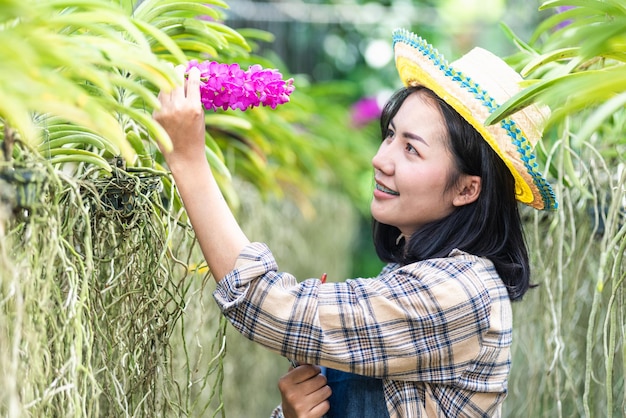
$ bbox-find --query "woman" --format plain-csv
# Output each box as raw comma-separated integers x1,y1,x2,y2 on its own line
154,29,557,417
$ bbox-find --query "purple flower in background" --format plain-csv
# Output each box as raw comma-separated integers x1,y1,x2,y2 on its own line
186,60,295,112
196,3,221,22
351,97,382,128
555,5,575,29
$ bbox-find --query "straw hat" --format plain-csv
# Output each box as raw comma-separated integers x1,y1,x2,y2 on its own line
393,28,557,210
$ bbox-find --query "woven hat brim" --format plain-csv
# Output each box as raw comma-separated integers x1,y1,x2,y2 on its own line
393,29,557,210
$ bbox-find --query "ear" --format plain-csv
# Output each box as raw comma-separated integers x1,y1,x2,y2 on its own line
452,175,481,207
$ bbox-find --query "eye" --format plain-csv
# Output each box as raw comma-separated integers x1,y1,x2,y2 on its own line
405,142,419,156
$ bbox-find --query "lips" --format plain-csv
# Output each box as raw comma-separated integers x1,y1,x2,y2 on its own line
375,182,399,196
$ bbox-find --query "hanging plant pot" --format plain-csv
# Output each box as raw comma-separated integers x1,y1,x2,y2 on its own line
86,158,163,228
0,166,46,213
93,175,161,215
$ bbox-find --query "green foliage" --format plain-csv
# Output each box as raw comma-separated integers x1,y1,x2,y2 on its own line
487,0,626,141
214,78,378,216
1,0,374,212
0,0,377,416
494,2,626,417
0,0,183,155
0,152,224,417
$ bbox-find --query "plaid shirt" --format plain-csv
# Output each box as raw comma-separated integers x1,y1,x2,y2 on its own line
214,243,512,417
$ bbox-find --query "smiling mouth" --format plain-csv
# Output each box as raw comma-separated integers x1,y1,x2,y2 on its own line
375,183,399,196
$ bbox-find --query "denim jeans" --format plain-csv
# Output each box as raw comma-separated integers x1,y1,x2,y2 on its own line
323,368,389,418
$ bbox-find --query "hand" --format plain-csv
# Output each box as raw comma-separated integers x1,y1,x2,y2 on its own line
278,365,331,418
152,64,250,281
153,65,206,170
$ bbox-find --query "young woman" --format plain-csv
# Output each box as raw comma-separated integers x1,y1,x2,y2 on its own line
154,29,557,418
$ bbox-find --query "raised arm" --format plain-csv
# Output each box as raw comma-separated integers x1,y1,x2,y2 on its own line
153,65,250,281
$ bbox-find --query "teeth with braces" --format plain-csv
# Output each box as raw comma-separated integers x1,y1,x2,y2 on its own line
376,183,399,196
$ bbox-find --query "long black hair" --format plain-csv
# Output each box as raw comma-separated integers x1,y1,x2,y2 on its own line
372,86,532,301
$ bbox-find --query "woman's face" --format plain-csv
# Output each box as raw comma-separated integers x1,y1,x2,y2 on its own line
371,90,459,236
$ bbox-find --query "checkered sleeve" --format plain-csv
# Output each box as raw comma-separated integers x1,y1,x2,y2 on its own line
214,243,500,385
269,404,284,418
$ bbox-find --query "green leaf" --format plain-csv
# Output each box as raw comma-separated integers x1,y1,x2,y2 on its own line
47,149,113,172
153,18,228,50
151,38,217,59
205,114,253,131
204,131,225,162
235,28,276,44
107,101,171,154
108,72,163,109
45,11,151,51
521,48,580,77
39,133,120,156
204,144,231,180
202,21,250,50
498,22,537,55
125,129,150,157
133,0,229,20
574,92,626,143
539,0,625,16
139,2,223,24
38,0,119,9
132,19,188,64
531,6,607,44
485,70,626,126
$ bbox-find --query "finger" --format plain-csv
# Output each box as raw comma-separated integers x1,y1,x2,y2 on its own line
292,364,322,380
310,383,332,402
300,373,329,395
278,367,319,395
169,65,187,101
301,386,331,417
309,399,331,417
185,66,202,104
156,66,183,109
283,364,317,383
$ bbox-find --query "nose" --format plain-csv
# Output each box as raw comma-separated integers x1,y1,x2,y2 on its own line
372,142,393,175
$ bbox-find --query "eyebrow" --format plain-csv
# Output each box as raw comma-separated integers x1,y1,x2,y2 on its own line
390,120,430,147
